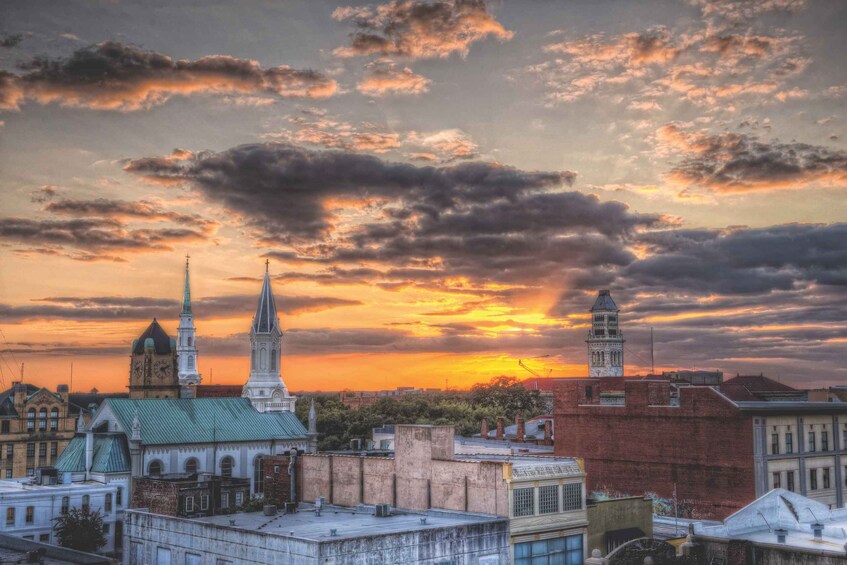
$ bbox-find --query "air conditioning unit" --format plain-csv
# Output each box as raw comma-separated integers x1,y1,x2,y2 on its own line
350,439,362,450
375,503,392,517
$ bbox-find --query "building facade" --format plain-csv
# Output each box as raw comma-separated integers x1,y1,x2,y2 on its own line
132,475,251,517
242,264,296,412
0,383,77,478
587,290,624,378
554,376,847,519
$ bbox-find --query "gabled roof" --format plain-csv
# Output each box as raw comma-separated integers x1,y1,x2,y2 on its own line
132,319,173,355
104,397,307,445
0,384,40,417
590,290,618,312
55,434,131,474
722,375,797,392
253,268,279,334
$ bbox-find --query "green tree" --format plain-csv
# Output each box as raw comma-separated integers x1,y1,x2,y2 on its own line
469,376,544,419
53,507,107,553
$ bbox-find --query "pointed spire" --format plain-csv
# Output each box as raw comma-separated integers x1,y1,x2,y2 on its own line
308,398,318,435
253,262,279,333
131,408,142,442
182,253,192,315
76,411,85,432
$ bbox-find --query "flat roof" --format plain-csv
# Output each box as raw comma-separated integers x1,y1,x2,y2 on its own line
132,504,505,543
0,479,114,495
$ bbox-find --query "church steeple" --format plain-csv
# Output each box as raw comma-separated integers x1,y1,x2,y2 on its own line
177,254,201,390
242,260,295,413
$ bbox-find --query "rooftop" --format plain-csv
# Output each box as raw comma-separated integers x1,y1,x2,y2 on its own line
132,318,173,355
131,503,505,543
590,289,618,312
0,533,114,564
0,479,115,495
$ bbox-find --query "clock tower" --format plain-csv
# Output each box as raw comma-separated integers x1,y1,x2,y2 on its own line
128,318,180,399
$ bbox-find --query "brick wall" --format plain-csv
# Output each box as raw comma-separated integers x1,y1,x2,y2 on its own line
132,478,180,516
262,455,303,506
554,379,756,520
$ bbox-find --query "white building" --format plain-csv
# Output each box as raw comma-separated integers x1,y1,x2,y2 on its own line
0,478,121,552
242,262,296,412
176,255,201,391
587,290,624,377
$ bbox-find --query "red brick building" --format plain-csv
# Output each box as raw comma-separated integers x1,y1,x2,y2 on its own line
554,376,847,520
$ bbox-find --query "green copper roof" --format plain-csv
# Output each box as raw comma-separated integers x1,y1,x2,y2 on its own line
55,434,131,474
182,256,192,315
106,397,307,445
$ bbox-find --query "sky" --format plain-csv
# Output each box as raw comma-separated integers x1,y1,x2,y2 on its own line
1,0,846,393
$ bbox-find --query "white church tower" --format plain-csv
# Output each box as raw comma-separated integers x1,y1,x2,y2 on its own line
587,289,624,377
177,255,201,391
242,261,296,412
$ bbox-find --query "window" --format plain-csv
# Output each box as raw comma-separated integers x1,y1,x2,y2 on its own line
220,456,234,478
103,523,110,534
822,431,829,452
38,408,47,430
184,458,199,474
185,554,202,565
26,467,34,477
563,483,582,511
538,485,559,514
5,470,11,478
40,534,49,542
27,443,35,457
156,547,172,565
773,472,781,489
187,337,193,347
50,442,58,457
843,429,847,449
105,493,113,513
39,443,47,458
270,350,277,371
5,444,12,458
1,421,8,433
188,355,194,369
809,431,816,452
512,487,534,517
27,409,36,431
185,496,194,513
61,496,69,514
25,506,34,524
824,468,831,489
235,492,243,506
50,408,59,431
514,535,582,565
116,487,123,506
148,460,163,476
785,432,793,454
6,508,14,526
221,492,230,509
787,471,795,492
82,495,90,513
201,494,209,511
810,469,818,490
253,455,265,495
771,433,779,455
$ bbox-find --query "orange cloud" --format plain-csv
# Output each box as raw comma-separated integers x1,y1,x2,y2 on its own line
357,64,431,96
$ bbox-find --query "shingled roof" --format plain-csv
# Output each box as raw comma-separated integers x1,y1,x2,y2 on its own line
132,319,173,355
590,290,618,312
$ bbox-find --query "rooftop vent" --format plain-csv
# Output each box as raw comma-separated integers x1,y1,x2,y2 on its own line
264,505,277,516
775,528,788,544
813,523,824,540
330,528,338,536
375,503,392,517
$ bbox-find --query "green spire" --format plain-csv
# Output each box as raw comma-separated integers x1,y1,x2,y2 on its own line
182,254,192,315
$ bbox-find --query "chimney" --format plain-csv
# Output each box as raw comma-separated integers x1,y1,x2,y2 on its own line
12,382,25,408
480,418,489,439
543,420,553,446
775,528,787,544
495,418,504,441
813,523,824,540
515,417,525,443
84,430,94,481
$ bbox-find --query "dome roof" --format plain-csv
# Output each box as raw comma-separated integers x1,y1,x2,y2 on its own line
132,319,173,355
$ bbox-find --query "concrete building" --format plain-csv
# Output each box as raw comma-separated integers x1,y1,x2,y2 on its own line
275,425,588,563
554,376,847,519
124,503,510,564
0,478,122,551
692,488,847,563
586,496,653,556
372,423,555,455
587,290,624,378
0,383,78,479
0,533,116,564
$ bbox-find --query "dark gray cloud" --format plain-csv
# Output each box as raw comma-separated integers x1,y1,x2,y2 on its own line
44,198,214,229
1,34,24,48
2,41,337,111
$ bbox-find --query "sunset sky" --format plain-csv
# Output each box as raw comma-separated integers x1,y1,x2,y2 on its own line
1,0,846,393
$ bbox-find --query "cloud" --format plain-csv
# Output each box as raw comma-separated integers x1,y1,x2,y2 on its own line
43,198,216,229
690,0,807,23
265,113,403,154
356,62,431,96
658,123,847,193
406,128,478,160
332,0,513,60
2,41,337,111
0,293,362,323
1,34,24,48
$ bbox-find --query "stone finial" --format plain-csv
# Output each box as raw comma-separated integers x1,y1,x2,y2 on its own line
592,549,601,558
308,398,318,435
76,412,85,432
131,409,142,441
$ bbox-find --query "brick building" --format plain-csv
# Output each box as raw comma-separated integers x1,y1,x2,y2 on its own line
131,474,250,517
554,376,847,520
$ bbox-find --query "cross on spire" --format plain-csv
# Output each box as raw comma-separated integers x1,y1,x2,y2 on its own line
265,258,270,272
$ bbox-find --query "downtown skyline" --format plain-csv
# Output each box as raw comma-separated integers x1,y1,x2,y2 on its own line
1,0,846,392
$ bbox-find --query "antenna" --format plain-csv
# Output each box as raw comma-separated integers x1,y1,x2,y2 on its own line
70,362,74,393
651,327,655,375
20,362,24,382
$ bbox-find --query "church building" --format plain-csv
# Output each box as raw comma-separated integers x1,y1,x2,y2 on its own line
242,262,296,412
586,290,624,377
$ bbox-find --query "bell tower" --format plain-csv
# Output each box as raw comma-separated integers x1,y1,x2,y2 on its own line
587,290,624,377
177,254,201,392
242,261,296,412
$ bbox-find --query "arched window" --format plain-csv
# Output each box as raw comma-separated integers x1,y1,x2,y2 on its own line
148,460,163,476
188,336,193,347
270,349,276,371
260,347,267,371
50,408,59,431
38,408,48,430
188,355,195,369
184,458,199,474
105,493,113,513
251,350,256,371
221,456,234,478
599,352,605,365
27,408,36,431
253,455,265,495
